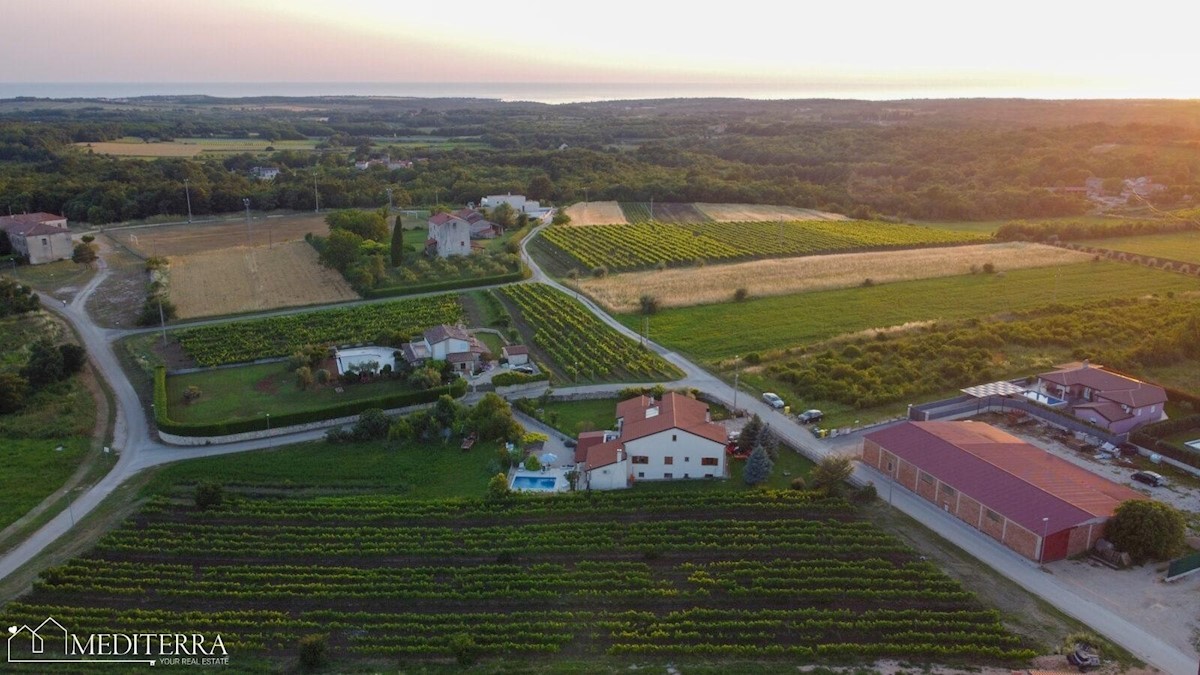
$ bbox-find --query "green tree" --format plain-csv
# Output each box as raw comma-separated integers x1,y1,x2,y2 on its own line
0,278,39,318
524,454,542,471
737,414,763,455
0,371,29,414
20,338,65,388
743,444,774,486
551,210,571,225
58,343,87,375
1106,499,1187,562
490,202,517,230
527,174,555,200
352,408,391,440
390,213,405,266
319,228,364,272
295,366,314,390
325,209,388,242
194,481,223,511
468,392,523,442
811,455,855,494
71,241,98,265
639,294,660,315
407,366,441,390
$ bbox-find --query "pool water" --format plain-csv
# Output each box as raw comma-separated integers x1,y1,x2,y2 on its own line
511,475,558,491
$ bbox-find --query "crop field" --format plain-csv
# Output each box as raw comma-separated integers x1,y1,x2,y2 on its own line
619,202,712,224
1082,231,1200,264
619,261,1200,361
540,220,986,271
499,283,682,382
695,203,848,222
169,241,359,319
562,201,629,225
74,137,318,158
174,294,463,367
1,491,1034,668
576,243,1091,312
110,214,331,257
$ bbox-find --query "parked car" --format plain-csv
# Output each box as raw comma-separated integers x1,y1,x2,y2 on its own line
512,365,536,375
762,392,785,409
1067,644,1100,671
1131,470,1166,487
798,409,823,424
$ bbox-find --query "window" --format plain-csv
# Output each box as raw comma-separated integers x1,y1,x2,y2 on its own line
886,461,894,472
632,456,649,464
672,434,677,442
984,509,1001,523
919,473,934,485
664,457,673,465
663,473,673,479
638,472,644,478
701,457,719,466
684,457,689,462
941,485,956,497
704,473,714,478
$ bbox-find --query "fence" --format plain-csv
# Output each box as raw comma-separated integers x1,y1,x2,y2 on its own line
910,394,1126,445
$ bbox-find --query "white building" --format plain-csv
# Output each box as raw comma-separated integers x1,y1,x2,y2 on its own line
502,344,529,366
250,166,280,180
426,212,473,257
575,393,728,489
480,193,551,218
399,324,486,373
0,213,73,265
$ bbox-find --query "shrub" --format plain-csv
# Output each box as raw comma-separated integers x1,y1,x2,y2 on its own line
790,476,807,490
743,445,774,486
314,368,330,385
639,294,660,315
487,473,510,500
1106,499,1187,562
352,408,391,441
298,634,328,670
982,262,996,274
183,385,202,403
811,455,855,494
861,278,874,287
524,454,542,471
733,287,749,302
194,481,223,511
592,265,608,278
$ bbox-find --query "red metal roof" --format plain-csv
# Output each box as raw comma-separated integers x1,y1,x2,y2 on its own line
617,392,727,445
865,421,1144,534
1038,364,1166,408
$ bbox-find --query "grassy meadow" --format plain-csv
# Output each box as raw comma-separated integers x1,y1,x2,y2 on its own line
620,261,1199,361
1082,230,1200,263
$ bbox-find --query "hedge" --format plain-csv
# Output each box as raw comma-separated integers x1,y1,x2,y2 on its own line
154,366,468,437
491,370,550,387
363,268,529,299
1130,414,1200,470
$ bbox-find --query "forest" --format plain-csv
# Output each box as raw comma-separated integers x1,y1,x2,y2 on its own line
1,97,1199,223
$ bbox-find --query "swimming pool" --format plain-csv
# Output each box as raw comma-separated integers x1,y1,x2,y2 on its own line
1023,391,1066,406
511,475,559,491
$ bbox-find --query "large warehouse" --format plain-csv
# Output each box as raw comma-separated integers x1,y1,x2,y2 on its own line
862,421,1144,563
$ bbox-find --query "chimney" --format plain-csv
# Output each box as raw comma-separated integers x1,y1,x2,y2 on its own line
1082,359,1089,369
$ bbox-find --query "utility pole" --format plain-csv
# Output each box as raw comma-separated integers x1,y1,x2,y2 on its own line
243,198,251,245
158,295,167,344
313,174,320,213
385,187,394,211
732,355,741,414
183,178,193,223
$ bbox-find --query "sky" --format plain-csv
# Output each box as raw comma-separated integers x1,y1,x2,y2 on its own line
2,0,1199,98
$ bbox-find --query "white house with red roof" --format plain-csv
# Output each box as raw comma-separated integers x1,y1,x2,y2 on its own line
1034,361,1167,434
426,209,497,257
0,213,72,265
574,393,728,489
398,324,486,373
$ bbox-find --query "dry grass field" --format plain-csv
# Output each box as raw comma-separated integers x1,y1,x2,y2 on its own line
694,203,848,221
112,215,331,257
563,201,628,225
168,241,358,319
74,137,317,158
573,242,1091,312
76,141,202,157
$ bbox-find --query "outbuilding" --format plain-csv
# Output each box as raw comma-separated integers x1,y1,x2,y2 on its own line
862,421,1144,563
502,344,530,366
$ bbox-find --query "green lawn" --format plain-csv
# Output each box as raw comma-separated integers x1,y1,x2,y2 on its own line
622,261,1197,360
1082,231,1200,264
165,362,422,425
534,398,619,435
147,438,502,497
474,331,506,356
4,260,96,294
0,438,90,532
635,446,815,492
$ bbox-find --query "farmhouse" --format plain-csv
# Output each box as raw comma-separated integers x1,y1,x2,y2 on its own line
502,344,529,365
574,393,727,490
862,421,1144,563
249,166,280,180
399,324,486,373
426,209,496,256
1034,361,1167,434
0,213,73,265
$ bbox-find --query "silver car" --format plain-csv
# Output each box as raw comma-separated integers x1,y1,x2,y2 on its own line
762,392,785,409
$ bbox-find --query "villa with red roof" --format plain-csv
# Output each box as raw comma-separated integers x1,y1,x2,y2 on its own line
1035,361,1167,434
426,208,497,257
862,421,1144,562
0,212,72,265
575,393,728,490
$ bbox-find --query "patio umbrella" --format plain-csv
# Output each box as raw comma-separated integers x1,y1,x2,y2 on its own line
541,452,558,464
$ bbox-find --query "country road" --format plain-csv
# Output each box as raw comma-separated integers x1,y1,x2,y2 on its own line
0,223,1195,673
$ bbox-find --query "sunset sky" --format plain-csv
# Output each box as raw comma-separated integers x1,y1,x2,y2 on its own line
3,0,1199,98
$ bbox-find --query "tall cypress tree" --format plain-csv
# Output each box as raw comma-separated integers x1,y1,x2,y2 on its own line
390,213,405,267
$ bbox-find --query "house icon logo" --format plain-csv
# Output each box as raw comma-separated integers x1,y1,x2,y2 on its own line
7,616,70,662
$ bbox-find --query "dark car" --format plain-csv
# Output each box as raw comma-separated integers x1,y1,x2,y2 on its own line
512,365,536,375
798,409,823,424
1131,470,1166,487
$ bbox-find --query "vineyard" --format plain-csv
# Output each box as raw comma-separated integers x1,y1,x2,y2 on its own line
1,491,1036,668
619,202,713,224
500,283,682,382
174,295,464,367
541,220,986,271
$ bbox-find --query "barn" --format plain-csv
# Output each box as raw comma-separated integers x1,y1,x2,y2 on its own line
861,421,1144,563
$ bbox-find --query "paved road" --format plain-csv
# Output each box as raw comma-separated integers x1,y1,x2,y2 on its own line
1,226,1195,673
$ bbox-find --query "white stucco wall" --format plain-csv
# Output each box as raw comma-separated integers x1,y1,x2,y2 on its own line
431,337,471,360
626,429,725,480
433,219,471,257
587,458,629,490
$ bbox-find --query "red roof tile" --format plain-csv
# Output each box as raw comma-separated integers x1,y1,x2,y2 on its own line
576,430,606,464
503,345,529,355
618,392,727,445
428,213,455,226
585,439,624,469
1038,364,1166,408
1072,401,1131,422
865,421,1144,534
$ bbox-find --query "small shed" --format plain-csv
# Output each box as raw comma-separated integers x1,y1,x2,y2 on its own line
502,344,530,366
